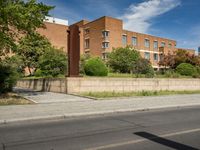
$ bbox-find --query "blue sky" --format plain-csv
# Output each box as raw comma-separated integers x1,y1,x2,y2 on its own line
39,0,200,51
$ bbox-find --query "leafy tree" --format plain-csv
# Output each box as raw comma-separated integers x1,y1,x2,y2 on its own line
159,49,200,69
107,47,140,73
84,57,108,76
0,0,53,55
3,55,23,75
38,48,67,77
132,58,154,77
17,33,52,75
159,53,175,69
176,63,197,76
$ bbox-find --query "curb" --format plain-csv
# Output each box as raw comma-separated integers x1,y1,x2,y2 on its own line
1,103,200,125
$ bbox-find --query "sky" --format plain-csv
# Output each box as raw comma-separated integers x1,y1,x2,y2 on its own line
39,0,200,51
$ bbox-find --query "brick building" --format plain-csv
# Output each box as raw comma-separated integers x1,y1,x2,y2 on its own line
38,16,195,69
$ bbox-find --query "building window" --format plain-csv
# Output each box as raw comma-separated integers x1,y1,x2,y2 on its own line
161,42,165,47
144,52,150,60
145,39,150,48
102,53,108,60
154,41,158,49
85,39,90,49
122,35,127,45
102,42,109,48
84,28,90,34
154,53,158,61
132,37,137,46
102,31,109,37
160,54,164,61
168,43,172,48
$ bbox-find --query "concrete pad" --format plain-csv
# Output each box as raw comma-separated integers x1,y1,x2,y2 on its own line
13,87,92,104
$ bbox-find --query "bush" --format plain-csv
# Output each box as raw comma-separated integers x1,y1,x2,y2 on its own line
196,66,200,74
38,48,67,77
107,46,140,73
34,69,43,77
132,58,154,77
176,63,197,76
0,63,19,93
84,57,108,76
164,70,180,78
80,54,90,75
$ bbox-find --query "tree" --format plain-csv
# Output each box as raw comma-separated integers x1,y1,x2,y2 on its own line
107,47,140,73
38,48,67,77
0,0,53,93
132,58,154,77
17,33,52,75
159,53,175,69
0,0,53,56
159,49,200,69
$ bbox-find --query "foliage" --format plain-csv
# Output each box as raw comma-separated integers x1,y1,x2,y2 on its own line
132,58,154,77
38,48,67,77
84,57,108,76
2,55,23,75
107,46,140,73
0,0,53,55
17,33,52,75
163,70,180,78
159,50,200,69
0,62,19,93
80,54,90,75
176,63,197,76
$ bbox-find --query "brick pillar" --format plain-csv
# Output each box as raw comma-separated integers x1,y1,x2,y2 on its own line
67,25,80,77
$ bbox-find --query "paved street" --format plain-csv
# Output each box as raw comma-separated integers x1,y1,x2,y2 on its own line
1,88,200,124
0,106,200,150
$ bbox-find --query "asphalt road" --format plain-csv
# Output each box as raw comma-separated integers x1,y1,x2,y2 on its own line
0,106,200,150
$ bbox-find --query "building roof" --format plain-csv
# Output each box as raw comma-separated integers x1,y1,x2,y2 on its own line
45,16,68,26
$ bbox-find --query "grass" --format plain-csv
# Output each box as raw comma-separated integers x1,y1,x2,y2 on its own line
81,90,200,99
0,93,33,106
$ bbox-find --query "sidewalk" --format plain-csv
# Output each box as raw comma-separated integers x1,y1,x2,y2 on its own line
1,88,200,124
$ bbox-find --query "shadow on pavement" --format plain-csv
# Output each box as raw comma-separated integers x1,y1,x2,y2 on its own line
134,131,199,150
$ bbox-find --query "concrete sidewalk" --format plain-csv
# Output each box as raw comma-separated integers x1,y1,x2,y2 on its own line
1,89,200,124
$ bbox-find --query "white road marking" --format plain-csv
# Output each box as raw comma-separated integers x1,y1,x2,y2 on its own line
85,128,200,150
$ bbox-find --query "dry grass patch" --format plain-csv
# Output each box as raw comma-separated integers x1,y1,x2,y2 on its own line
81,90,200,99
0,93,33,106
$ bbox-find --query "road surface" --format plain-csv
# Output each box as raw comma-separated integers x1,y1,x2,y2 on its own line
0,106,200,150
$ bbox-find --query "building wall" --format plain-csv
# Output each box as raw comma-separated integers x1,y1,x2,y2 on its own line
36,16,195,68
122,30,177,67
77,16,178,68
37,22,68,53
81,17,106,56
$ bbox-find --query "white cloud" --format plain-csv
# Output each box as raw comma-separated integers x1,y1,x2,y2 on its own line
120,0,181,33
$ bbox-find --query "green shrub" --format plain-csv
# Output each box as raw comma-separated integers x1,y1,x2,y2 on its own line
80,54,90,75
196,66,200,74
164,70,180,78
176,63,197,76
34,69,43,77
132,58,154,78
0,63,19,93
84,57,108,76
